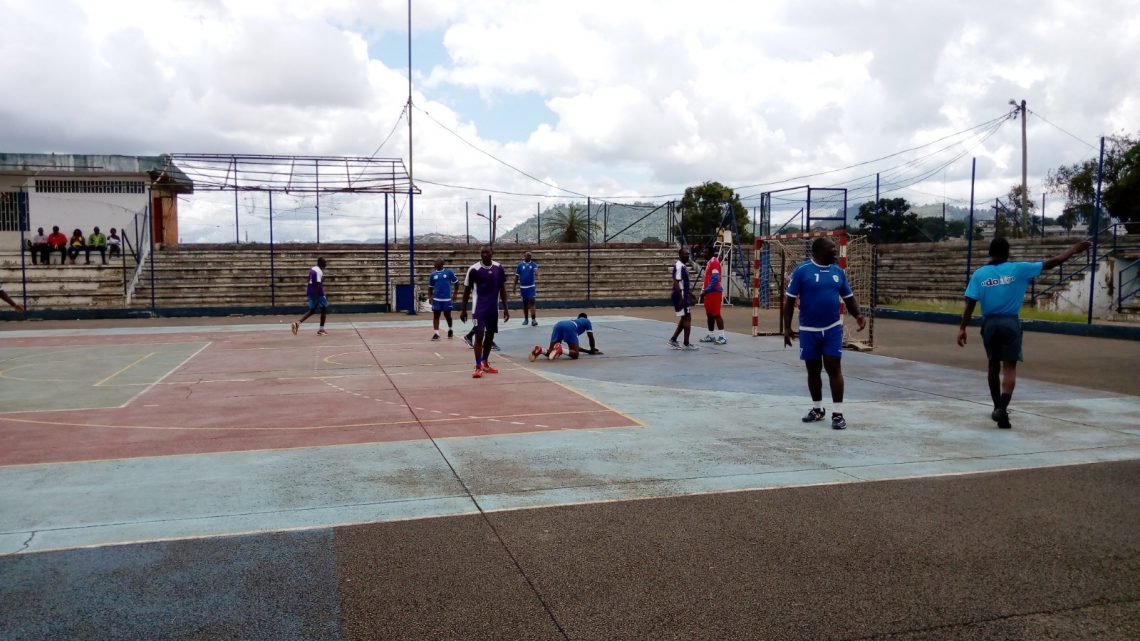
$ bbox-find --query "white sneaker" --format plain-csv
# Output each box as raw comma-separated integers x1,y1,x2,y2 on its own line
699,334,715,343
715,336,727,345
683,343,700,351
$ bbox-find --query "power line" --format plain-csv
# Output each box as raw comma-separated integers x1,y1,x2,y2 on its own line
1026,109,1098,150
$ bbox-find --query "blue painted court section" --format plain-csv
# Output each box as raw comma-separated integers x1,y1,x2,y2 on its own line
1,315,1139,557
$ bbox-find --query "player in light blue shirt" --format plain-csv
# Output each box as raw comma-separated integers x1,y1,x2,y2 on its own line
514,251,540,326
782,237,866,430
428,258,458,340
529,313,603,361
958,236,1089,429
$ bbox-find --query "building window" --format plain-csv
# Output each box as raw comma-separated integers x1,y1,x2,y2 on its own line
1,192,29,232
34,179,146,194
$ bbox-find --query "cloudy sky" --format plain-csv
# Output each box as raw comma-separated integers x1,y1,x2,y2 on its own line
2,0,1136,242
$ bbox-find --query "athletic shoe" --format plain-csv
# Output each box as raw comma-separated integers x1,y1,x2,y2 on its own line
683,343,700,351
715,336,727,345
529,345,543,362
667,339,682,349
531,319,538,327
549,343,563,360
431,333,440,341
316,329,329,336
831,413,847,430
291,322,299,336
699,334,715,343
447,329,454,338
481,363,499,374
463,335,474,348
472,367,483,379
802,407,826,423
994,407,1012,429
491,342,501,352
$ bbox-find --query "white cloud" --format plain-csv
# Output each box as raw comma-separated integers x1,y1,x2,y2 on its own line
0,0,1135,241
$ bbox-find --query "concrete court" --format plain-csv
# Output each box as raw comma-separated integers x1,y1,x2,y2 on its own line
1,311,1138,640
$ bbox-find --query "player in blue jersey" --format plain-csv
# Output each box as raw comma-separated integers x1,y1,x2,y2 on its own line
514,251,540,326
667,246,699,350
291,257,329,336
460,246,510,378
958,237,1089,429
529,313,603,361
782,237,865,430
428,258,458,340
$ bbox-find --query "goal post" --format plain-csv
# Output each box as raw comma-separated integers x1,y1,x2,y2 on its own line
751,229,875,350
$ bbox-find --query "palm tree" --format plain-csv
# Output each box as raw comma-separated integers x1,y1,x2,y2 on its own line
542,204,600,243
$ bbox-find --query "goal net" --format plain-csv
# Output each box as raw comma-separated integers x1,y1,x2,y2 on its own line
751,230,875,350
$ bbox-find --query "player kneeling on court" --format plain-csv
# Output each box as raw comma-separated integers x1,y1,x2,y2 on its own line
530,313,603,361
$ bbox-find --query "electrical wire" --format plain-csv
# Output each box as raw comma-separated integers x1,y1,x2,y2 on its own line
1026,109,1098,150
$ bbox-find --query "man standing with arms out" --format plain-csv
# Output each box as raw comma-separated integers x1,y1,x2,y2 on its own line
291,257,329,336
428,258,458,341
668,246,699,350
699,246,726,344
783,237,866,430
514,250,539,326
460,246,509,378
958,237,1089,429
530,313,603,361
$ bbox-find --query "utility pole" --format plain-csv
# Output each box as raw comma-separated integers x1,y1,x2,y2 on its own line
1012,99,1029,235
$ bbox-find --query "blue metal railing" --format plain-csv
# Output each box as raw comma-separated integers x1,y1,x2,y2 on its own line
1118,256,1140,312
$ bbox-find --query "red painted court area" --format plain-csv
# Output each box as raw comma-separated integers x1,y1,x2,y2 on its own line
0,326,637,466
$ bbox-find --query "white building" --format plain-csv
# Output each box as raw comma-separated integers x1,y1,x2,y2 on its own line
0,153,192,251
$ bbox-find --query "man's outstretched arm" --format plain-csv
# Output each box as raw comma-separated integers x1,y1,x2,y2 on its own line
1042,239,1091,270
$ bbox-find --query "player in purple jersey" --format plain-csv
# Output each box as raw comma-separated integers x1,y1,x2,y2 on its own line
460,246,510,378
782,238,865,430
291,257,328,336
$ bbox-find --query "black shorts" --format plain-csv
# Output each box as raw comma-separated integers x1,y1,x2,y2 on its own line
981,315,1023,363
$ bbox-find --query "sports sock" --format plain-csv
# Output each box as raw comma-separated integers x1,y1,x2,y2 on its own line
999,393,1011,410
832,402,844,415
813,400,822,410
716,330,725,339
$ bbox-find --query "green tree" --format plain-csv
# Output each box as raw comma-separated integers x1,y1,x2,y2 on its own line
674,181,752,246
1048,133,1140,233
855,197,924,243
542,203,600,243
1002,184,1037,237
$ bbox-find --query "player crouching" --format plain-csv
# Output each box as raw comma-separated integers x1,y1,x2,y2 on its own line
530,313,603,361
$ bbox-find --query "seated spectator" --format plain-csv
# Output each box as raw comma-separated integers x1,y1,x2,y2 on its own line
30,227,49,265
47,226,68,266
68,229,85,265
86,226,108,265
107,228,122,258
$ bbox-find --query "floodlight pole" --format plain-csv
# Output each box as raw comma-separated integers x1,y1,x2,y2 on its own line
966,158,976,287
406,0,416,315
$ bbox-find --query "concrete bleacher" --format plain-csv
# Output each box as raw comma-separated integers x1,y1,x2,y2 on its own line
4,236,1140,318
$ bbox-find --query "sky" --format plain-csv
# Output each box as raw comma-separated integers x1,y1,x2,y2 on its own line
1,0,1136,242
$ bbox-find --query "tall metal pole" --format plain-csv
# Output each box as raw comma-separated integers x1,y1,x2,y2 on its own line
405,0,417,315
233,156,239,243
966,158,976,286
147,187,157,315
1020,99,1029,235
874,174,881,244
586,197,592,302
465,201,469,245
384,193,390,311
488,194,493,243
537,202,541,244
314,159,320,244
1040,192,1045,237
269,191,275,307
1088,137,1105,324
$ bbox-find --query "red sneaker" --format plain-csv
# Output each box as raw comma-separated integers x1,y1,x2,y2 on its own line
472,367,483,379
529,345,543,362
481,363,499,374
548,343,563,360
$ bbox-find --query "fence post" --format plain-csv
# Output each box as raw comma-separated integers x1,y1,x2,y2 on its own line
1088,137,1105,324
384,193,390,312
269,190,275,308
966,158,976,287
148,187,157,315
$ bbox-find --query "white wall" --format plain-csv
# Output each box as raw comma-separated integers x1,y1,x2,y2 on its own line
0,175,148,247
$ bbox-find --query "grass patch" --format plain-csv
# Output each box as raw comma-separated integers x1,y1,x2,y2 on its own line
882,299,1087,323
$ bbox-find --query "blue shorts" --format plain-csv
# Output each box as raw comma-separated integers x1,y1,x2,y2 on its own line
307,295,328,311
472,311,498,335
799,325,843,360
550,320,580,347
520,288,536,302
432,300,453,312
